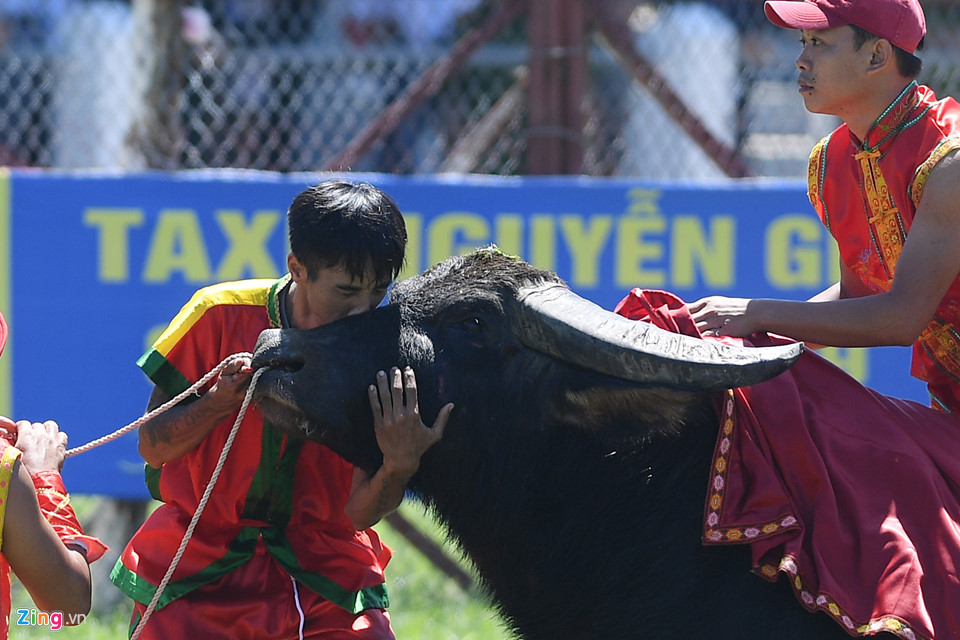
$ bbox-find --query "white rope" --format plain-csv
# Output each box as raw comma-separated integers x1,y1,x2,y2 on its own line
65,353,253,458
130,365,265,640
291,576,306,640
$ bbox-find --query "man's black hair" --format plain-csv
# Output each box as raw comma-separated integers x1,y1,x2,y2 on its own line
287,180,407,285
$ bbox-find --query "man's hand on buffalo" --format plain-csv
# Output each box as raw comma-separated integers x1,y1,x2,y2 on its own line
368,366,453,477
345,366,453,530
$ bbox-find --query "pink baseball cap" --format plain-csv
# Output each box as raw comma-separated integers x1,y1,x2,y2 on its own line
0,311,6,358
764,0,926,54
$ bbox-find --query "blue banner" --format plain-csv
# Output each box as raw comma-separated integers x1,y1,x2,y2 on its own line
0,170,927,497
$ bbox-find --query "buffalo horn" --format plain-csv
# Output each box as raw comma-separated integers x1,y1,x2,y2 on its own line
514,285,802,390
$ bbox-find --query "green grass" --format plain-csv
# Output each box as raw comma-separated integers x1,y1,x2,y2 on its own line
9,587,128,639
10,501,509,639
380,503,508,639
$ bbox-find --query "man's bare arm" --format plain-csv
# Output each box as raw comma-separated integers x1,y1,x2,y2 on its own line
691,151,960,346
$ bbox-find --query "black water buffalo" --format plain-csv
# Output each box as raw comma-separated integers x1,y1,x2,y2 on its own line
251,248,893,640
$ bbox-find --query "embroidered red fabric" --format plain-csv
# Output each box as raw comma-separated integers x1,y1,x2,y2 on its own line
615,288,960,639
808,83,960,413
30,470,107,563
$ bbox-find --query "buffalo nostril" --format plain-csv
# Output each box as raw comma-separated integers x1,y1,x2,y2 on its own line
252,351,305,372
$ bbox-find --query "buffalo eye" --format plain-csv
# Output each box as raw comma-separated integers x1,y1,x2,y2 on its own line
459,317,484,334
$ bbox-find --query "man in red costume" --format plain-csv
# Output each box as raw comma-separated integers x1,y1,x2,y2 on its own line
0,311,108,636
111,180,452,639
690,0,960,413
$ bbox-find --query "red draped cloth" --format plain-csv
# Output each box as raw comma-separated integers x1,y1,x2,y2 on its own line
616,289,960,640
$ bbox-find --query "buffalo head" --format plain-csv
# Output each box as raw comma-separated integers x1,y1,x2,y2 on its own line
251,247,800,479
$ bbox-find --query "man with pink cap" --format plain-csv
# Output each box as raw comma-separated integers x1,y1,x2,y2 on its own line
691,0,960,415
0,311,107,636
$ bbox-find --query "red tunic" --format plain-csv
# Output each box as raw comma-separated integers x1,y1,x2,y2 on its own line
111,278,392,629
617,288,960,640
808,82,960,412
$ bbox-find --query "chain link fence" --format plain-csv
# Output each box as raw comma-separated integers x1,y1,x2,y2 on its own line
0,0,957,178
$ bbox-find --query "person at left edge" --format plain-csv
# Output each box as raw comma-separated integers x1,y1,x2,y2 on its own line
0,310,108,636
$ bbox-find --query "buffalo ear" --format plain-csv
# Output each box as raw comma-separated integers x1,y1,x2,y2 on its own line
553,384,711,441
